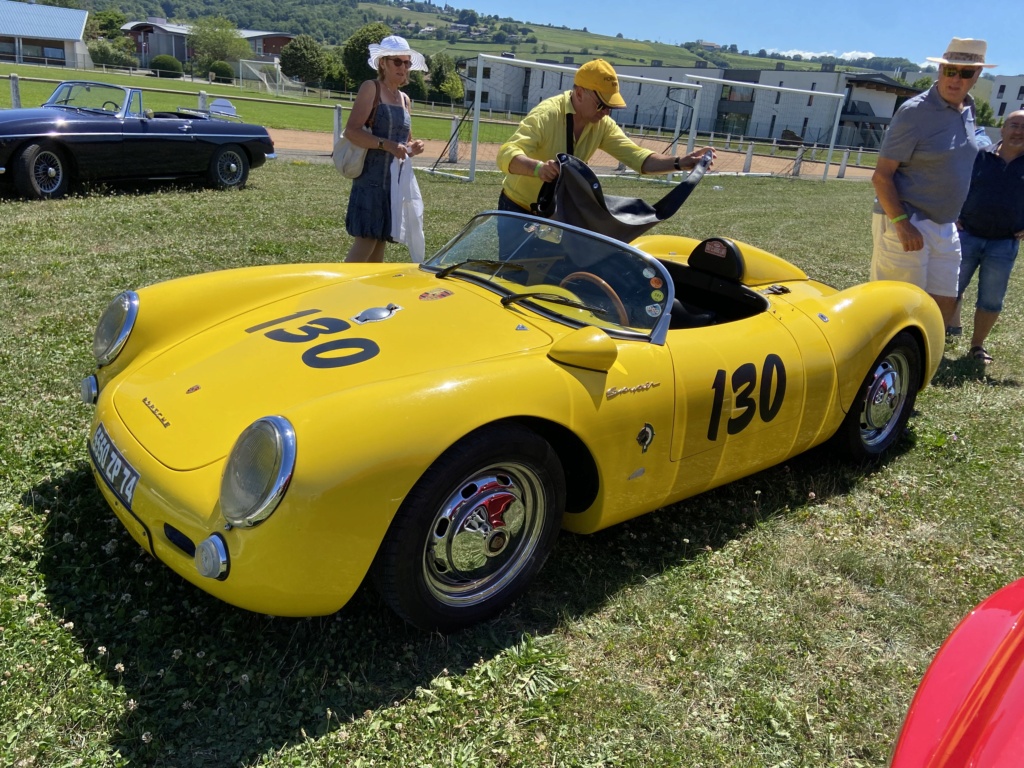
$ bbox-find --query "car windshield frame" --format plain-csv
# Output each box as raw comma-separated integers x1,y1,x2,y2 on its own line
420,211,675,344
44,81,129,117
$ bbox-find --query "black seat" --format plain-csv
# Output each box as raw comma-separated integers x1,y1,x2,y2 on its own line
688,237,744,281
665,237,768,325
670,299,715,329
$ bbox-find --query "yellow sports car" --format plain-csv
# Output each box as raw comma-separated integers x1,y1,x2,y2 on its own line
80,211,943,632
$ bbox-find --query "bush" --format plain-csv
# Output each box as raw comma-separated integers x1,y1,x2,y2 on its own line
208,60,235,84
150,54,183,78
87,38,139,69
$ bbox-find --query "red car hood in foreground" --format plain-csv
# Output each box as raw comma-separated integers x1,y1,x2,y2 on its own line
891,578,1024,767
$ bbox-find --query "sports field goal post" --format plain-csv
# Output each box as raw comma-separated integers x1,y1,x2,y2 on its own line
238,59,306,98
684,74,845,181
426,54,703,183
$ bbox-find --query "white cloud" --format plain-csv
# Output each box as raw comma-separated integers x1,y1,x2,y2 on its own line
769,48,833,59
839,50,876,61
767,48,878,62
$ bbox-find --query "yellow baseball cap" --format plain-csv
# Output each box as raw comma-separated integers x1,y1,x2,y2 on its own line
574,59,627,109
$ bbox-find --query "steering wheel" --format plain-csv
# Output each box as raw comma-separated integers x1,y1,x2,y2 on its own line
102,101,119,112
559,272,629,325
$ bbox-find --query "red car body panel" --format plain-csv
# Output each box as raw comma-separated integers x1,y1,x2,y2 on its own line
891,578,1024,767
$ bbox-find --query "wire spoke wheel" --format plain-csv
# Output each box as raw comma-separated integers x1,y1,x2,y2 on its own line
207,144,249,189
16,142,70,199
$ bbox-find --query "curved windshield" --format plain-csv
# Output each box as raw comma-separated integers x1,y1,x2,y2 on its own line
423,212,674,339
45,82,127,114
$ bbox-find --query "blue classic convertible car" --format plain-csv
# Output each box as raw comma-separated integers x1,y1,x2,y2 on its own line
0,80,275,198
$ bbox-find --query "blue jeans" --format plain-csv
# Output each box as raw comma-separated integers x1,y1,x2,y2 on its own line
957,230,1020,313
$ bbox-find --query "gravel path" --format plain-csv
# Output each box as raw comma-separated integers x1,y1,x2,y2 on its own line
268,128,873,180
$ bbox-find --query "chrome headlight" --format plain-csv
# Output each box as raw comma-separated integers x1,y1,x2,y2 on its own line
220,416,296,527
93,291,139,365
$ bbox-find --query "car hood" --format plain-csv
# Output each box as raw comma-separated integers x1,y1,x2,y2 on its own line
0,106,89,128
111,270,554,470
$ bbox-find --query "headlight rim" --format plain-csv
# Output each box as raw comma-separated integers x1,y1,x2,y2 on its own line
93,290,140,366
220,415,296,528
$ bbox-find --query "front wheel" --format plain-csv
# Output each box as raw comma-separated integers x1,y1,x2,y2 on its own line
207,144,249,190
372,424,565,632
15,142,70,199
833,330,922,461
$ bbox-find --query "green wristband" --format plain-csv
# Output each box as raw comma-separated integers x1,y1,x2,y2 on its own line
890,214,909,224
533,162,542,178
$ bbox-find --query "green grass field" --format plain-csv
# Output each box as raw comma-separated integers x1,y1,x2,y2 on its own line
1,162,1022,767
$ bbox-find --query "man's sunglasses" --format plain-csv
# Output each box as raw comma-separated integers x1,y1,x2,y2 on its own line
387,58,413,68
942,65,980,79
592,90,613,111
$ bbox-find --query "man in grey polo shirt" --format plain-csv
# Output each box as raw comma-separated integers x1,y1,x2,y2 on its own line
870,37,996,327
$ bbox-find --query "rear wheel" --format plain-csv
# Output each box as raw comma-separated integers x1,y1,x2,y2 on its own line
372,424,565,632
15,142,70,199
834,331,922,461
207,144,249,190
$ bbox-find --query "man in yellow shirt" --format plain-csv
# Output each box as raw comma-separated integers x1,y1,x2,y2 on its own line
497,58,714,214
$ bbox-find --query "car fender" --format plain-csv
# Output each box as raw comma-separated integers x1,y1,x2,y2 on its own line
890,578,1024,768
269,340,675,584
780,280,943,410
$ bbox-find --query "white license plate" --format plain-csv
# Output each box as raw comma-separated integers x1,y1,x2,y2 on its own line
91,423,140,509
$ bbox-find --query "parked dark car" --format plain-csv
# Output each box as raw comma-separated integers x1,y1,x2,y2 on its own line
0,80,275,198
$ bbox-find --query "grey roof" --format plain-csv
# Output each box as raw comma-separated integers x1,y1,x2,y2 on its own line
0,0,88,41
122,20,294,41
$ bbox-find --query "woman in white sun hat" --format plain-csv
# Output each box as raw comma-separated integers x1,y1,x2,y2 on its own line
344,35,428,262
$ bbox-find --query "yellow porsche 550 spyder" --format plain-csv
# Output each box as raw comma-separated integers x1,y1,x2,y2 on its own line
80,210,943,632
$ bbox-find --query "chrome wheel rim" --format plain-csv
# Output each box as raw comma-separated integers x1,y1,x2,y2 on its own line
33,151,64,194
423,462,547,608
859,349,910,449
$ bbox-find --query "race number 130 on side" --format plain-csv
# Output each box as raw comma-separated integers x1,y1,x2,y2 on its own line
707,354,786,441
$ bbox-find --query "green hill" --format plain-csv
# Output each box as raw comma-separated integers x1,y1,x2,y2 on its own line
75,0,910,72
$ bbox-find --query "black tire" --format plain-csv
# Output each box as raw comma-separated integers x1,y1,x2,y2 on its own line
15,142,70,199
372,424,565,632
207,144,249,190
833,330,922,461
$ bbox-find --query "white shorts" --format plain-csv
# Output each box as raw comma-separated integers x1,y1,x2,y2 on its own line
870,213,961,297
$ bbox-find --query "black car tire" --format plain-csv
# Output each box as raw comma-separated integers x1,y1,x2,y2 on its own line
372,423,565,632
15,142,70,199
207,144,250,190
833,330,922,461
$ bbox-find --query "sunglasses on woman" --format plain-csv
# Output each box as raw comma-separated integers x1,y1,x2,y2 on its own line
387,58,413,68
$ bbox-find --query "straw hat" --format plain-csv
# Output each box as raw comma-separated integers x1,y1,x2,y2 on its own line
367,35,428,72
926,38,996,68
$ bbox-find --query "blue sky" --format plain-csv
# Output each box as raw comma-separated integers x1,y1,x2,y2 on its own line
455,0,1022,77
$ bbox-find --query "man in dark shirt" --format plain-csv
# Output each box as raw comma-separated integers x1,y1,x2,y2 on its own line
949,109,1024,364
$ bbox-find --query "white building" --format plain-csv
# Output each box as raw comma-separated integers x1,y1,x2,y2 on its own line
461,58,921,149
992,75,1024,120
0,0,91,68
